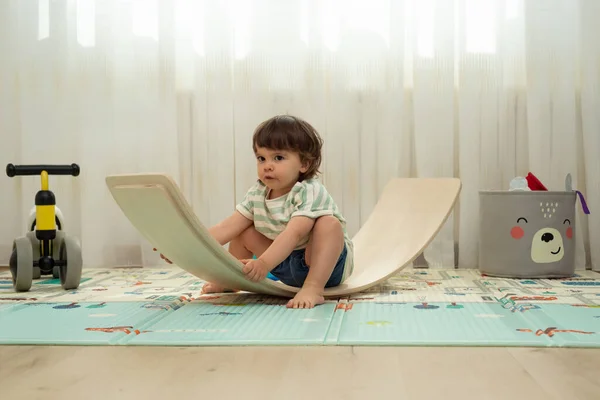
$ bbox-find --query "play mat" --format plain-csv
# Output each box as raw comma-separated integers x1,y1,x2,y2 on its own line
1,266,599,347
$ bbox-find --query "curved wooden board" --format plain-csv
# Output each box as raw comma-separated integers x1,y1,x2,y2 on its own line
105,174,461,298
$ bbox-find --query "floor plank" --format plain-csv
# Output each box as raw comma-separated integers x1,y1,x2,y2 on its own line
509,347,600,400
2,345,599,399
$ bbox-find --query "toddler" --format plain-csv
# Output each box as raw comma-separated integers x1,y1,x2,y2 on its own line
163,115,354,309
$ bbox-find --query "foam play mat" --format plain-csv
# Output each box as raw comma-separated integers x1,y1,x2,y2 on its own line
1,267,599,347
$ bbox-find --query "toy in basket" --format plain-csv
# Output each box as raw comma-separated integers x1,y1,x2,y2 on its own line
6,163,83,292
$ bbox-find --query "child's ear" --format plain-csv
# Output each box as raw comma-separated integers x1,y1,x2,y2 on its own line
300,160,310,173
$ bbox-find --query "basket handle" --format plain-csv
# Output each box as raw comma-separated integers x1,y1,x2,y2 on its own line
575,190,590,214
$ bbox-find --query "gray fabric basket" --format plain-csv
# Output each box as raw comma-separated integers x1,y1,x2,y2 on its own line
478,190,577,278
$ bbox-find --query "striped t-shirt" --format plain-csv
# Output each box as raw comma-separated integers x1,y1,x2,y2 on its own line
236,178,354,281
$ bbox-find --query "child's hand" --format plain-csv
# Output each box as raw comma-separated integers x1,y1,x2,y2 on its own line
241,258,270,282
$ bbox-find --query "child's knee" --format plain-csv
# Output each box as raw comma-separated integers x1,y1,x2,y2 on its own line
314,215,342,232
239,226,255,240
230,226,255,247
237,225,272,253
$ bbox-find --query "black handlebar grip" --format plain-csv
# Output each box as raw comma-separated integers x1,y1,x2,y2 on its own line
6,164,80,177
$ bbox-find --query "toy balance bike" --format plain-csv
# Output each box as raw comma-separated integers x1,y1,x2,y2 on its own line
6,163,83,292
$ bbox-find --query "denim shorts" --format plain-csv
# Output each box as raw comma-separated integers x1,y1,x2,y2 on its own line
269,244,348,288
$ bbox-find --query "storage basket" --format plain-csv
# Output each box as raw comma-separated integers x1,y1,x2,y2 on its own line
478,190,580,278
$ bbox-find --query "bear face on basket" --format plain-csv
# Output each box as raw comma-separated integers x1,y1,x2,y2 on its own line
509,200,573,264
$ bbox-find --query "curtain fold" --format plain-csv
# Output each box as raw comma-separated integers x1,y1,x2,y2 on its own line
1,0,598,271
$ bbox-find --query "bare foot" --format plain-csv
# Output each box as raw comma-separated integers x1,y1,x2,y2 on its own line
286,288,325,309
201,282,238,294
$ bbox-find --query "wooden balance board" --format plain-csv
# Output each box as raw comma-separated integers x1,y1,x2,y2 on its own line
105,173,461,298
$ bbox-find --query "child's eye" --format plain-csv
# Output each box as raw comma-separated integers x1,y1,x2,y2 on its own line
257,156,265,162
274,155,284,161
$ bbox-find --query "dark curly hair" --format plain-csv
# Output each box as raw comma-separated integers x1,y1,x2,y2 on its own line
252,115,323,181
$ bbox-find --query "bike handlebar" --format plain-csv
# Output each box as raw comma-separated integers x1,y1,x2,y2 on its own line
6,164,80,177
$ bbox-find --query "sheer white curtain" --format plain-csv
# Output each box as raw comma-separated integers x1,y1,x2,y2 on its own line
1,0,598,271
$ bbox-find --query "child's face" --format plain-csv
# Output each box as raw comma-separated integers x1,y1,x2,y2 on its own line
255,147,308,196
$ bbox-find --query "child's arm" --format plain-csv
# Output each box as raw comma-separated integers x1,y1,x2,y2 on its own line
209,211,253,246
258,216,315,269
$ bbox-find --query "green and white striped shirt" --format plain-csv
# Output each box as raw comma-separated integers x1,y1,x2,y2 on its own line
236,178,354,281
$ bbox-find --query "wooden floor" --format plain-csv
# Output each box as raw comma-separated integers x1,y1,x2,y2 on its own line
0,345,599,399
1,266,599,399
